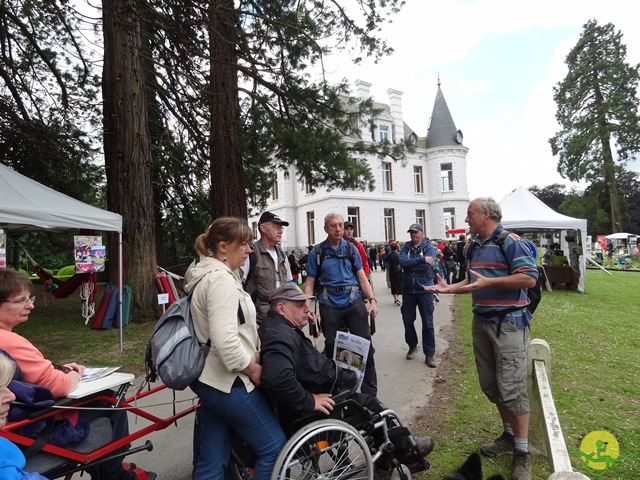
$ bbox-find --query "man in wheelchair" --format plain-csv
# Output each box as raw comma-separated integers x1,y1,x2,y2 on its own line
258,284,435,474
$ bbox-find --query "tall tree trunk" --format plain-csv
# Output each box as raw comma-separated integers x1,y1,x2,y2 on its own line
598,125,623,232
139,2,166,266
103,0,158,323
209,0,246,220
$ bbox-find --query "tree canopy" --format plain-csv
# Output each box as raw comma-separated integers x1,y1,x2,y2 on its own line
549,19,640,233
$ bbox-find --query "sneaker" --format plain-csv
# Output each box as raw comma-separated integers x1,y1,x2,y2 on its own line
433,293,440,302
406,347,418,359
511,450,532,480
425,356,437,368
480,431,515,457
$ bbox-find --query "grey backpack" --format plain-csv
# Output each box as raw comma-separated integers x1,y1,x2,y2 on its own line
145,283,210,390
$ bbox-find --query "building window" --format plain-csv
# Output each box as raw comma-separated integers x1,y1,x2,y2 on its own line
413,166,424,193
252,221,258,241
444,208,455,231
441,163,453,192
306,211,315,245
384,208,395,241
347,207,361,237
305,177,314,194
381,161,393,191
379,125,389,142
415,209,426,228
272,178,279,200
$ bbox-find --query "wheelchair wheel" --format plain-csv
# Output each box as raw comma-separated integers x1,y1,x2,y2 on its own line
271,419,373,480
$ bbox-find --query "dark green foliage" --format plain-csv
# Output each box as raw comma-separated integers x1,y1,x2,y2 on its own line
144,0,411,221
549,19,640,232
529,184,568,212
529,171,640,236
0,0,104,204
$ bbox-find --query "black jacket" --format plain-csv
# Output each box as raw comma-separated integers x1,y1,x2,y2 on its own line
259,311,340,416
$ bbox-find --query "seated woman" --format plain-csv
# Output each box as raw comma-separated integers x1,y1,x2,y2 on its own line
0,354,48,480
0,268,153,480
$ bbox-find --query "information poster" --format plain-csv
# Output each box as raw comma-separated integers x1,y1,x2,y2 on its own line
74,236,106,273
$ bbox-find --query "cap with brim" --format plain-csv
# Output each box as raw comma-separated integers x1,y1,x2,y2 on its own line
268,283,315,303
407,223,424,233
344,221,354,229
259,211,290,226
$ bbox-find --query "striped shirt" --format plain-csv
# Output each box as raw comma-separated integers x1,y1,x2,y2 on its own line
469,227,539,328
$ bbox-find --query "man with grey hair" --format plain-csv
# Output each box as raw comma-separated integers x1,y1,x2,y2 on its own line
243,211,292,322
304,213,379,396
426,197,539,480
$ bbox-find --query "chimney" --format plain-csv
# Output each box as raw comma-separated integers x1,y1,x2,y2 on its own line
387,88,404,143
355,79,372,99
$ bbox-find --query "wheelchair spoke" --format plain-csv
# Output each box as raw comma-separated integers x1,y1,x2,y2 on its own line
272,420,373,480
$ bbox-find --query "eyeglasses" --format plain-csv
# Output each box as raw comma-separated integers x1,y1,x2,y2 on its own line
0,296,36,306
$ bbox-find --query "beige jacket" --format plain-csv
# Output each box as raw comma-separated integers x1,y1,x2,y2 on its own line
185,256,259,393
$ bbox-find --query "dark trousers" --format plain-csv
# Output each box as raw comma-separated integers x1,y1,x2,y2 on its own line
456,259,467,282
319,300,377,396
401,293,435,357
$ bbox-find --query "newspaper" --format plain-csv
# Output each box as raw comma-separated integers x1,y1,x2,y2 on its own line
333,331,370,393
81,366,121,382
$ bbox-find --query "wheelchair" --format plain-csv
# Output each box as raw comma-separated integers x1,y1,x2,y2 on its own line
230,390,430,480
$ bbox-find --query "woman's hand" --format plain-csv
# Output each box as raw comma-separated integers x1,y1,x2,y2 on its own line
242,361,262,386
63,362,86,376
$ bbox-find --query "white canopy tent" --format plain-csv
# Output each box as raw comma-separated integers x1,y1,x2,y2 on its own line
499,186,588,293
0,162,125,348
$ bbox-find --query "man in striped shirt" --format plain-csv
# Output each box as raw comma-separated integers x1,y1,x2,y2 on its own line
425,197,538,480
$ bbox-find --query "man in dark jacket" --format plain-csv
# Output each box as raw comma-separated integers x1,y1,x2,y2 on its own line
259,284,434,460
455,234,467,283
399,224,439,367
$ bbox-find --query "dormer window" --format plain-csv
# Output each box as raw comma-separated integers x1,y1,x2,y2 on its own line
408,132,418,145
379,125,389,142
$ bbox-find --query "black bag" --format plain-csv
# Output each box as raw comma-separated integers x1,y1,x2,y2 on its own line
146,282,210,390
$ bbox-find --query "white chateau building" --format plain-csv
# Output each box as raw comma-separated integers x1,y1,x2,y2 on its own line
249,79,470,251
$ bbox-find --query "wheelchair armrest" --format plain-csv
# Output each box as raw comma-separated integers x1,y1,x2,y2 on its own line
331,389,355,404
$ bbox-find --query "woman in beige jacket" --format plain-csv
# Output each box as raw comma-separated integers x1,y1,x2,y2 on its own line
186,217,285,480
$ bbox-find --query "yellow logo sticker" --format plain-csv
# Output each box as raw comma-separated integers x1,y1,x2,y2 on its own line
570,430,636,477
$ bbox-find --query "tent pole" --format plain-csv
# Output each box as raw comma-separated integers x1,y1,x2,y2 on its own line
118,232,124,351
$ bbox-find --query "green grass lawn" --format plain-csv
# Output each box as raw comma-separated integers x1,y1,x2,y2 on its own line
422,269,639,479
14,270,640,479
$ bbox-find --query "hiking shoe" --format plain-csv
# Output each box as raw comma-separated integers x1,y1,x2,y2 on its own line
480,431,515,457
433,293,440,302
406,346,418,359
511,450,532,480
414,436,435,457
425,356,437,368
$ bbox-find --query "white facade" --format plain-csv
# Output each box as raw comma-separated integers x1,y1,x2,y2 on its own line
249,81,470,251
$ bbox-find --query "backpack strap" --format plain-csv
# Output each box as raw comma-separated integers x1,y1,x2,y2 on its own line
316,241,359,304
